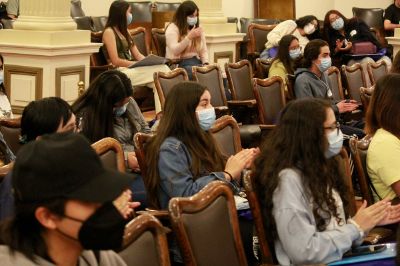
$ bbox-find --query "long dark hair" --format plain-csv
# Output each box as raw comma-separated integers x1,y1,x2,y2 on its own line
20,97,73,143
323,10,349,41
170,0,199,37
0,199,66,262
272,35,299,75
365,74,400,138
253,98,349,239
105,0,133,46
72,70,133,143
145,81,225,208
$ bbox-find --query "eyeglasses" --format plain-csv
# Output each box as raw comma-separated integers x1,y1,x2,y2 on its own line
324,121,340,136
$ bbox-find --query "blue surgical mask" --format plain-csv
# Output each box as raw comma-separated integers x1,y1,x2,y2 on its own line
187,16,198,26
127,13,133,25
325,129,343,158
289,48,301,59
331,17,344,31
113,102,128,117
196,107,216,131
317,57,332,73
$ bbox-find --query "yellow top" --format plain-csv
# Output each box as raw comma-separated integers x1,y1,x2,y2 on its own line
367,128,400,202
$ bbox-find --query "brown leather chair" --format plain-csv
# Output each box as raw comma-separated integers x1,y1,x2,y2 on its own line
227,17,239,33
153,1,180,11
327,66,345,101
210,115,241,157
243,171,276,264
252,76,286,126
352,7,386,48
247,23,277,63
73,16,94,31
285,74,296,101
0,117,21,155
151,28,166,57
337,148,356,216
349,136,374,206
118,213,171,266
133,132,153,179
360,86,374,111
169,181,248,266
91,16,108,32
367,60,388,86
254,58,272,79
341,63,367,103
129,27,150,56
128,1,153,22
91,137,125,173
153,68,189,110
192,64,229,115
70,0,85,17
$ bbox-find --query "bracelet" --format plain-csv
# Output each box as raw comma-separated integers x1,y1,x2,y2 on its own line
348,218,365,238
223,170,233,182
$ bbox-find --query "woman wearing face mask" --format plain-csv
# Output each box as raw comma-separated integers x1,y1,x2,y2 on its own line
268,35,302,93
294,39,365,138
102,0,171,113
0,133,139,266
145,81,259,263
72,70,150,172
165,0,208,80
260,15,320,59
253,98,400,265
323,9,390,70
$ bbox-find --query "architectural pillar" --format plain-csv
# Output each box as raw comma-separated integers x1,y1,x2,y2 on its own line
0,0,101,113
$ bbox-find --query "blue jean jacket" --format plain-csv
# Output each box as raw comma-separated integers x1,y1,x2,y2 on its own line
157,136,229,210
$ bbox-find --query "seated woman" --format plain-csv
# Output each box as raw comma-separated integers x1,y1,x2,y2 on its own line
260,15,319,59
268,34,302,93
72,70,150,207
0,97,76,221
323,9,391,77
145,81,259,263
165,0,208,80
366,74,400,202
254,98,400,265
102,0,170,113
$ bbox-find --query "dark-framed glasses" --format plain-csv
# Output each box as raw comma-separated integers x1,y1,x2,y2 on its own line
324,121,340,136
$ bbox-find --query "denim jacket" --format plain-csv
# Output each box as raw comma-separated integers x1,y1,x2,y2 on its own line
158,136,228,209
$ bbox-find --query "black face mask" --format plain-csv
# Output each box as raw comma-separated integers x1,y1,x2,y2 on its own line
61,202,127,250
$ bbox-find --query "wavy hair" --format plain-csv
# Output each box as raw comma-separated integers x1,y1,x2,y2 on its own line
253,98,349,239
145,81,225,208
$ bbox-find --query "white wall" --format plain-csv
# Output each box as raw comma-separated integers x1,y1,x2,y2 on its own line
81,0,393,19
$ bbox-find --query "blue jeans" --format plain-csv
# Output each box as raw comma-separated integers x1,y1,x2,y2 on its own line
178,56,202,80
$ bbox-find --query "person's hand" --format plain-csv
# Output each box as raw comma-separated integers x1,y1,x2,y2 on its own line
113,189,141,219
352,200,391,232
345,41,353,51
244,147,260,169
187,25,203,40
335,39,344,50
127,152,140,171
224,149,256,181
336,100,358,113
377,203,400,225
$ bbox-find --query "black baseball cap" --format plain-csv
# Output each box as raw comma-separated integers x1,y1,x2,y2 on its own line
13,132,133,203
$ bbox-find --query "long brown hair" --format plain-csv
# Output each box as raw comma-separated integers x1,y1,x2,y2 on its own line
145,81,225,208
365,73,400,138
253,98,349,239
105,0,134,47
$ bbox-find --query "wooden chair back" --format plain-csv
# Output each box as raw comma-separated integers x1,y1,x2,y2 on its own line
169,181,248,266
91,137,125,173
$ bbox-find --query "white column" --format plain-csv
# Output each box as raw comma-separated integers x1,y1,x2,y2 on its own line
14,0,76,31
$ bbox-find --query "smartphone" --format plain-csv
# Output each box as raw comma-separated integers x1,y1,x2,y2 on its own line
343,244,387,258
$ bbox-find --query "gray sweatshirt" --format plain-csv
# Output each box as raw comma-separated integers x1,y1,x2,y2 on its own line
0,246,127,266
273,168,363,265
294,68,339,115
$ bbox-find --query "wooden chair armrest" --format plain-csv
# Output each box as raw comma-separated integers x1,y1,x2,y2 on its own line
215,106,230,117
90,31,103,43
90,63,116,70
259,124,275,130
136,209,169,219
227,99,257,108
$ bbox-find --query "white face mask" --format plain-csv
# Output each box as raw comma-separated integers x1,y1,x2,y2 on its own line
187,16,198,26
303,23,316,35
113,102,129,117
196,107,216,131
289,48,301,59
325,129,343,158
